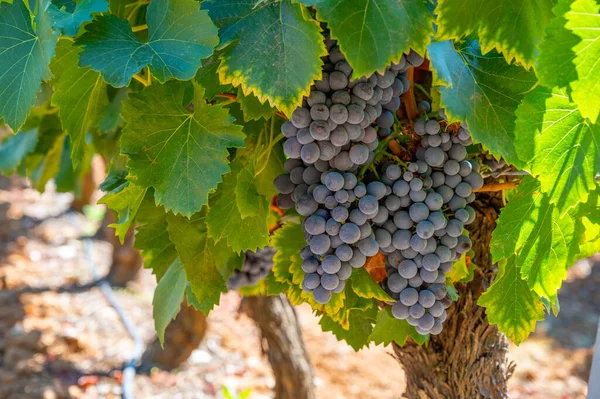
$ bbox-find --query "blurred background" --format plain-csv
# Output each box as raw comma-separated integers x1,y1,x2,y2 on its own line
0,156,596,398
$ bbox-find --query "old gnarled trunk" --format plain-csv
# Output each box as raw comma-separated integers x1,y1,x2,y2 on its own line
393,192,514,399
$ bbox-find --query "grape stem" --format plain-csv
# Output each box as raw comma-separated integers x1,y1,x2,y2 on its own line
412,82,432,100
132,74,149,87
473,181,520,192
131,24,148,32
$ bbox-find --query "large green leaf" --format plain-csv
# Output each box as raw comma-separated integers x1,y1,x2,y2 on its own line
536,0,580,88
514,87,600,214
120,81,245,217
194,50,233,101
166,211,228,314
51,39,108,167
98,181,147,244
320,309,377,351
0,129,39,175
490,176,577,299
202,0,326,116
299,0,434,77
237,88,274,122
134,196,178,279
566,0,600,123
427,40,537,168
478,256,545,345
369,308,425,346
235,161,263,219
435,0,553,69
153,258,187,345
271,222,305,286
206,159,270,253
76,0,219,87
49,0,108,36
0,0,57,130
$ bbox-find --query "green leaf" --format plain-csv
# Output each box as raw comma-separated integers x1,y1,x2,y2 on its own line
50,39,108,167
0,129,39,175
237,88,274,122
566,0,600,123
490,176,576,299
75,0,219,87
194,50,233,100
134,196,178,279
446,253,469,282
435,0,554,69
478,256,545,345
167,211,228,314
120,81,245,217
369,308,426,347
299,0,434,77
153,258,187,345
235,161,262,219
536,0,580,88
49,0,108,36
271,222,305,286
98,87,128,132
320,312,375,351
98,181,147,244
514,86,600,215
350,268,393,302
0,0,57,130
206,159,270,253
428,40,536,168
202,0,326,116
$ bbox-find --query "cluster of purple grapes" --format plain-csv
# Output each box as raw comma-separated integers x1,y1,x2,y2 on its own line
274,38,424,304
372,118,483,335
227,247,276,290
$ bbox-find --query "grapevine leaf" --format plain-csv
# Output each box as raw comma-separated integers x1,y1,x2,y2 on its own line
572,192,600,258
237,88,275,122
50,39,108,167
202,0,326,116
0,129,39,175
194,50,233,101
369,308,425,347
206,160,270,253
428,40,537,168
235,161,262,219
98,181,147,244
320,310,376,351
350,267,393,302
120,81,245,217
75,0,219,87
299,0,434,77
536,0,580,88
566,0,600,123
49,0,108,36
134,196,178,280
0,0,57,130
271,222,305,285
266,273,287,296
153,258,187,345
435,0,553,69
446,253,469,282
490,176,576,299
98,87,128,133
514,86,600,214
167,211,227,313
478,256,545,345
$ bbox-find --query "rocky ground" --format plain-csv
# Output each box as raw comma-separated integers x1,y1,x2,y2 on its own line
0,176,595,399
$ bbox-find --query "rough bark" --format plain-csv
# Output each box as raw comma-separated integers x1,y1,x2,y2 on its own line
141,302,208,370
242,295,316,399
101,211,143,287
393,192,514,399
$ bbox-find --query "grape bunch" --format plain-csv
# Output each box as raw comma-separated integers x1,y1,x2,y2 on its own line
273,36,424,304
373,119,483,335
227,247,276,290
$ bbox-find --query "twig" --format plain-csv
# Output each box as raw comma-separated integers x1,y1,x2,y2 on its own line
131,24,148,32
474,182,520,192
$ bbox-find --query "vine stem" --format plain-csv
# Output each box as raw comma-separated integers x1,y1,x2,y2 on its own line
412,82,432,100
473,182,520,192
132,74,149,87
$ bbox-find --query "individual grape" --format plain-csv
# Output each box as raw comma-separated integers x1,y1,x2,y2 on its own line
392,229,412,250
349,250,367,268
455,182,473,198
309,120,330,141
284,158,303,172
281,121,298,138
337,262,353,280
315,71,330,92
446,219,463,238
424,147,445,167
382,97,401,113
464,171,484,190
339,222,361,244
353,82,374,100
455,208,469,223
300,142,320,164
296,195,318,216
398,259,418,279
326,218,341,235
276,194,294,209
318,141,337,161
407,316,420,327
416,220,435,239
390,180,408,198
410,234,427,251
329,71,348,91
274,174,294,195
456,235,472,254
304,215,326,236
332,90,351,105
297,128,315,145
283,137,302,158
302,257,319,273
384,195,401,212
399,287,419,306
330,205,348,222
322,255,342,274
357,236,379,257
405,50,424,67
448,144,467,161
364,105,377,122
427,134,442,147
459,160,473,177
310,234,331,255
307,90,326,107
313,185,332,204
465,206,476,225
322,171,343,192
409,303,426,318
414,119,426,136
429,319,443,335
346,104,365,124
440,234,458,249
376,111,394,129
444,159,460,176
349,144,369,165
409,202,429,223
420,268,438,283
417,100,431,114
418,313,435,331
336,244,353,262
313,286,333,304
330,234,343,249
393,211,413,229
358,195,379,215
303,273,320,290
392,301,410,319
291,107,311,128
428,301,445,318
422,253,441,271
436,185,454,204
425,120,440,135
324,195,338,210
